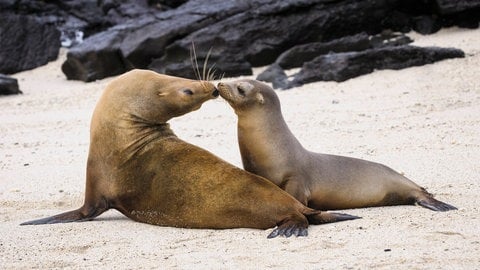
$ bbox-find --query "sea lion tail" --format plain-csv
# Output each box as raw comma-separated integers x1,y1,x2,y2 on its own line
301,206,323,216
302,207,361,225
20,201,109,225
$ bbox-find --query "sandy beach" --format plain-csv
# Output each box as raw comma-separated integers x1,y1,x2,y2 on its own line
1,27,479,269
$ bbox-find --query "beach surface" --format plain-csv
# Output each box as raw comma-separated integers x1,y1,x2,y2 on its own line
1,27,479,269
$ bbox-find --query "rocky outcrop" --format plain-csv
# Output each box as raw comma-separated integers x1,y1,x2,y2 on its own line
435,0,480,14
0,74,21,95
273,32,413,70
148,0,479,83
256,40,465,89
0,14,60,74
151,0,399,80
289,46,465,87
63,0,251,81
0,0,161,77
1,0,479,86
256,64,289,90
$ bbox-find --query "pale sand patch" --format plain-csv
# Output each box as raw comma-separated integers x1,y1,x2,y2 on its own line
1,27,479,269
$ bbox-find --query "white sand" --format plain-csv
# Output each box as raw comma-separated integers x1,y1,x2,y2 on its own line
1,27,479,269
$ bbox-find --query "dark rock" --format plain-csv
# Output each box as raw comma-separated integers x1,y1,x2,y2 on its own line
61,26,129,82
92,1,162,31
2,0,158,37
153,54,253,80
57,0,112,35
290,46,464,87
1,0,479,82
150,0,189,8
0,14,60,74
413,15,442,34
381,11,412,33
259,31,413,88
0,0,16,9
369,31,413,48
148,0,253,78
256,63,288,90
155,0,399,79
276,32,413,70
0,74,22,95
47,0,478,87
275,33,372,70
385,0,480,33
435,0,480,15
439,8,480,29
63,0,249,81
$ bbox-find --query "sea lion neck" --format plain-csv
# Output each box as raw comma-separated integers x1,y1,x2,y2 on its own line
123,125,175,166
237,106,303,152
88,106,177,168
123,112,175,137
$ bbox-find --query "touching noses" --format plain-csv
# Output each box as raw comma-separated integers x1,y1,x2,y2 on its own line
212,87,219,97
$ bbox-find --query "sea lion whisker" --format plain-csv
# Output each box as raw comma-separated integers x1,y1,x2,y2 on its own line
190,42,201,82
202,53,207,82
207,63,217,82
203,47,213,82
208,69,217,81
206,65,212,82
211,68,218,81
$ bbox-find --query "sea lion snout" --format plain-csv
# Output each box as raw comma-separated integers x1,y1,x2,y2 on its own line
216,82,231,99
212,88,219,97
199,81,219,98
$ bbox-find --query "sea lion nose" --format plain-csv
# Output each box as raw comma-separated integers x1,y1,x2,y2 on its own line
212,88,219,97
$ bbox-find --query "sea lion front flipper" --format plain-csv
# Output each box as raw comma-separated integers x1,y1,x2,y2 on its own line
267,218,309,239
307,211,361,225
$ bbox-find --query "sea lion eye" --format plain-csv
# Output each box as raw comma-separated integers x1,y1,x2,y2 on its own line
183,89,194,95
237,85,246,96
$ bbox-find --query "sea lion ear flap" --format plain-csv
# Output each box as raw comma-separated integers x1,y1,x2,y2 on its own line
157,91,167,97
255,92,264,104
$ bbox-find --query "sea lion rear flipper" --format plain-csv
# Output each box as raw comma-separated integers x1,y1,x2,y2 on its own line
20,200,109,225
307,211,361,225
416,197,457,211
414,189,457,211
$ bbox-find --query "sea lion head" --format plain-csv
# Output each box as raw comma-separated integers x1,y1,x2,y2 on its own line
217,79,280,113
99,69,219,124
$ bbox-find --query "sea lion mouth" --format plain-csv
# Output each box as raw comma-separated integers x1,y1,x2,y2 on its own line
212,89,219,97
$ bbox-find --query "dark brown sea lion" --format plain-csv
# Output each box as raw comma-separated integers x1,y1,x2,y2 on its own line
217,79,456,212
20,70,358,238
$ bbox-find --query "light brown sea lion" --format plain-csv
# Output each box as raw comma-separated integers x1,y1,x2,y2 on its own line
217,79,457,212
20,69,358,238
